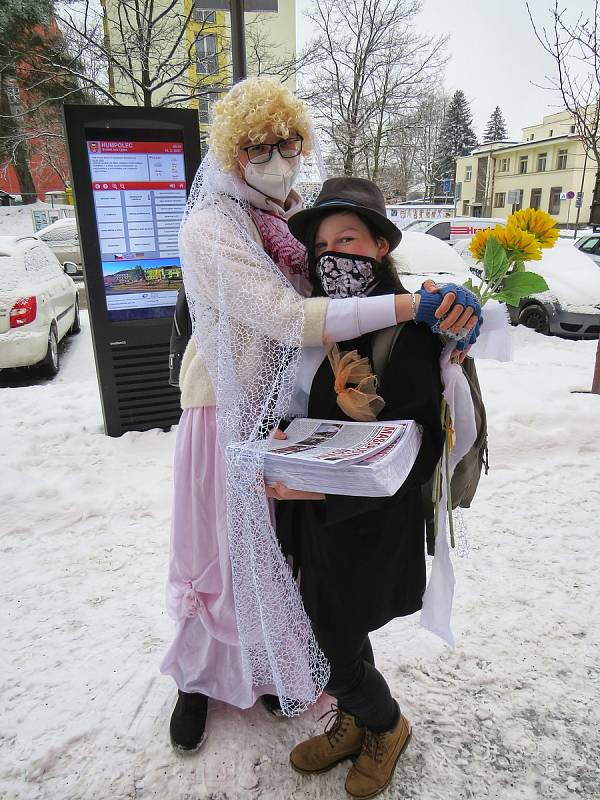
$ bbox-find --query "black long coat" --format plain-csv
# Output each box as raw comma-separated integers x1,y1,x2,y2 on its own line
276,320,444,633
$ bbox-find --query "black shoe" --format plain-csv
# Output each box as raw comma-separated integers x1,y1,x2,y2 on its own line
169,690,208,753
261,694,285,717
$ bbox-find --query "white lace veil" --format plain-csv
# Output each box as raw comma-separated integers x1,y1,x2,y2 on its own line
179,146,329,715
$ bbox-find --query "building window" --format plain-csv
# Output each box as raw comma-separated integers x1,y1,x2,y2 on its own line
498,157,510,172
494,192,506,208
530,188,542,209
198,90,218,124
519,156,528,174
548,186,562,215
516,189,524,210
464,166,472,182
537,152,547,171
196,34,217,74
198,97,210,124
462,200,469,215
193,4,216,23
557,149,568,170
570,124,576,133
549,129,553,137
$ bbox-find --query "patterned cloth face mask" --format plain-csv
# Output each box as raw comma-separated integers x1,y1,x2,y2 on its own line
316,252,380,298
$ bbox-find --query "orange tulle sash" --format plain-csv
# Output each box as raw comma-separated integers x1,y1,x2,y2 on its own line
327,344,385,422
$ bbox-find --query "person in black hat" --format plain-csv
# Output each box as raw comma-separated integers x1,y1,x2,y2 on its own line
267,177,479,799
289,177,480,347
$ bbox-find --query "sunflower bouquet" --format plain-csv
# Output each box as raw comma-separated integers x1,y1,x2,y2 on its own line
434,208,557,547
464,207,556,306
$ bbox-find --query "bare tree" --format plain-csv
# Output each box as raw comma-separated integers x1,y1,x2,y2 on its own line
50,0,226,108
301,0,447,179
377,88,449,200
528,0,600,393
1,1,308,198
0,0,84,201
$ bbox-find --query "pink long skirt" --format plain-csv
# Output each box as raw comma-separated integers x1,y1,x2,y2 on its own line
160,407,274,707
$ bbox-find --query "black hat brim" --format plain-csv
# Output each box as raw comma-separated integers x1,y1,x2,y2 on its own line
288,201,402,251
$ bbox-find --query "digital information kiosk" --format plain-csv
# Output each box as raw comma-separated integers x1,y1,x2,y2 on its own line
63,105,201,436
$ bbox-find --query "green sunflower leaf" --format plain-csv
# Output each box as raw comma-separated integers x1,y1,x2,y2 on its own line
483,236,509,281
503,271,549,296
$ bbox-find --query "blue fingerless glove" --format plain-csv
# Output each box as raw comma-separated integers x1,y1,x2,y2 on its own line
435,284,482,319
414,288,443,327
415,283,483,347
455,315,483,351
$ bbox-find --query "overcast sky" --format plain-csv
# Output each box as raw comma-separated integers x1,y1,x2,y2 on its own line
296,0,595,141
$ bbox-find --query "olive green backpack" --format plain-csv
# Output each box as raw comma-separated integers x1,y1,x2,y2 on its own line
371,324,488,555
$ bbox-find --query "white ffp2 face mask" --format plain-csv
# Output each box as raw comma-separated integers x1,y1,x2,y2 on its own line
242,151,301,202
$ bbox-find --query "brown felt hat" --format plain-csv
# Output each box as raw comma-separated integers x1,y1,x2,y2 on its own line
288,177,402,251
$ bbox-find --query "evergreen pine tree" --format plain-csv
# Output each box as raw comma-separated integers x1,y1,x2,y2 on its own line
483,106,509,142
433,90,478,190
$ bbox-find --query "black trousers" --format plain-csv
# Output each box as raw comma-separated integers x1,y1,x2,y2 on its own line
314,626,399,733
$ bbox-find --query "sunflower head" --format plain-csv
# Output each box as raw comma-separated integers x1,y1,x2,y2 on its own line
507,208,559,248
469,227,494,261
490,223,543,262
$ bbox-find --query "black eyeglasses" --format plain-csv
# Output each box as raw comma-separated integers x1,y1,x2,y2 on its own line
241,136,303,165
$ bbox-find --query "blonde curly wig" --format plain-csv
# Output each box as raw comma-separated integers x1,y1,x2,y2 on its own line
209,77,313,172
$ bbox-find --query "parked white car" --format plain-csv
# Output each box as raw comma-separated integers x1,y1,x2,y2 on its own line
37,218,82,275
401,217,504,245
393,231,475,291
454,238,600,339
0,236,80,375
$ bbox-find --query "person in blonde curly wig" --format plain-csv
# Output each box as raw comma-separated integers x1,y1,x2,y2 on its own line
209,77,313,173
160,76,482,756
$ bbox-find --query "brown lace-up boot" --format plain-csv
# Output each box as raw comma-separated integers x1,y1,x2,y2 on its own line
344,712,411,798
290,705,365,775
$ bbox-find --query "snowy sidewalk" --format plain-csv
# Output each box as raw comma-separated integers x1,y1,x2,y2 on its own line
1,315,599,800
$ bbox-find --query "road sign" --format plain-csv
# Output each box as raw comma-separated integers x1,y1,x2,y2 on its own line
442,178,452,193
566,191,575,199
575,191,584,209
559,192,567,200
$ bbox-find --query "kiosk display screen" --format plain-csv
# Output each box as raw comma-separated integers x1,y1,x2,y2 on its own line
86,135,186,321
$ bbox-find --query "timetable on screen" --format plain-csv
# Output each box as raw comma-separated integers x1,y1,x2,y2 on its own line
87,139,186,321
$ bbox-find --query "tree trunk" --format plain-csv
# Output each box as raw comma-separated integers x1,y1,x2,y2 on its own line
592,338,600,394
13,140,37,204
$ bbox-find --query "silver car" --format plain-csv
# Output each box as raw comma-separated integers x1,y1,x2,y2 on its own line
455,238,600,339
574,233,600,267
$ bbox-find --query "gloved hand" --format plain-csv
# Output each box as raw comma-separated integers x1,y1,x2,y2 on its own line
455,314,483,351
416,283,482,347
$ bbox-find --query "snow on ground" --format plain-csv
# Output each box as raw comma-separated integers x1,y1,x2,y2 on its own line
1,315,599,800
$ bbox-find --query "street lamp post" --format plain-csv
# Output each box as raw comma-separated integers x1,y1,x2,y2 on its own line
573,147,589,240
229,0,247,83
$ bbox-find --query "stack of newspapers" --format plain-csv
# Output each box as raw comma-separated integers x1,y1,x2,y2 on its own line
255,417,422,497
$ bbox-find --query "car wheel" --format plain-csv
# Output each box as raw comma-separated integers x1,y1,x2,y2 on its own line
519,304,549,335
39,325,60,376
69,297,81,335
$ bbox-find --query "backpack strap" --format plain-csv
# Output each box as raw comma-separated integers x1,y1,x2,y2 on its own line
370,323,405,382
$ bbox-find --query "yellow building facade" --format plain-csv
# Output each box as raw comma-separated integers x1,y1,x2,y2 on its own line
455,111,597,226
186,0,297,148
103,0,297,148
